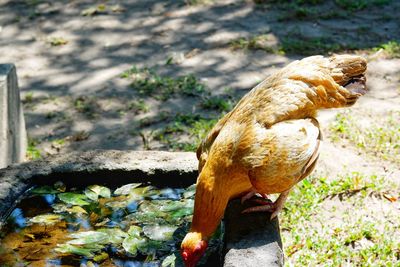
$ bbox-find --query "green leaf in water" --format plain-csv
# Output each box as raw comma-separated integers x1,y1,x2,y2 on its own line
114,183,142,195
183,184,196,199
52,203,88,215
31,185,59,195
58,192,90,206
84,185,111,201
55,244,96,257
67,231,109,245
138,239,170,255
122,236,146,256
162,253,177,267
127,225,142,238
93,252,109,263
143,225,177,241
128,186,156,201
97,228,128,244
29,214,63,225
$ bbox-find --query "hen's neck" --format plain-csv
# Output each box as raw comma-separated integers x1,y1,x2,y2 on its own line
190,164,251,239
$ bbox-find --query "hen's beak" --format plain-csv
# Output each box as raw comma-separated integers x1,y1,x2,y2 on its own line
343,75,367,96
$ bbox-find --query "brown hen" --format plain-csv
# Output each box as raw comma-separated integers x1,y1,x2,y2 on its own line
181,55,367,267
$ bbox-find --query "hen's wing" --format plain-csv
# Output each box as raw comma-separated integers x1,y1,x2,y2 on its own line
238,118,321,194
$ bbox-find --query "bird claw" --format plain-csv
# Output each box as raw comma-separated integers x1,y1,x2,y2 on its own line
241,204,275,214
241,189,270,204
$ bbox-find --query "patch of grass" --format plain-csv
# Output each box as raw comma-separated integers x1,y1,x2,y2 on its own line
126,100,150,114
201,96,233,112
48,37,68,46
23,92,34,103
184,0,214,5
120,66,207,101
282,173,399,266
335,0,392,11
330,110,400,164
230,33,364,55
154,114,218,152
372,40,400,58
280,36,360,55
26,138,41,160
73,96,99,119
230,35,281,54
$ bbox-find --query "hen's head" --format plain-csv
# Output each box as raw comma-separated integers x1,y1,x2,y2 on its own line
181,232,208,267
329,54,368,105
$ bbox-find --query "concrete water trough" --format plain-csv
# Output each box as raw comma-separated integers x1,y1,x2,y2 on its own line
0,150,283,266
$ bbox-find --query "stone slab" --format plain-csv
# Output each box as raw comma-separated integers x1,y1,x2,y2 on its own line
0,64,27,168
224,199,284,267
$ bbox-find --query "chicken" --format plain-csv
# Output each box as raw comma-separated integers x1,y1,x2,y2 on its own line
181,55,367,267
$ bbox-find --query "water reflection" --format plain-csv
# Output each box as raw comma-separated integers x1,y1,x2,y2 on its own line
9,208,26,229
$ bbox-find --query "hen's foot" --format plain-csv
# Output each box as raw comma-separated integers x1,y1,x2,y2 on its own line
241,190,290,220
240,189,270,204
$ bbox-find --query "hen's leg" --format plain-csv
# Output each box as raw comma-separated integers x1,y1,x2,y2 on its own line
242,190,290,220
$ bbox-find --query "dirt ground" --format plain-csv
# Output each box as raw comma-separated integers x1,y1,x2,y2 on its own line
0,0,399,265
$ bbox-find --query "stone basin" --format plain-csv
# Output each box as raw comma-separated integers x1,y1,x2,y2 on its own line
0,150,283,266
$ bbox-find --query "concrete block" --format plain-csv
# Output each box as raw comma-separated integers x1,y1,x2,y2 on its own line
224,199,284,267
0,64,27,168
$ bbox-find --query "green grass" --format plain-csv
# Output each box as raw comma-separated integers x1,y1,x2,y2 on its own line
154,114,218,151
372,41,400,58
26,138,41,160
281,173,400,266
330,111,400,164
230,35,281,54
73,96,99,119
335,0,392,11
230,34,363,55
120,66,206,101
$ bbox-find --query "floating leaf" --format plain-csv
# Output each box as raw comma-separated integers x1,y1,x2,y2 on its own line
143,225,177,241
127,225,142,238
29,214,62,225
52,203,88,215
84,185,111,201
162,253,176,267
97,228,128,244
54,181,66,192
67,231,109,245
58,192,90,206
122,236,146,256
93,252,109,263
55,244,95,257
114,183,142,195
183,184,196,199
55,243,103,257
138,239,170,255
31,185,58,195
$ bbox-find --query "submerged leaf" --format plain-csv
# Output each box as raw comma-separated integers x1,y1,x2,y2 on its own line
127,225,142,238
114,183,142,195
97,228,128,244
162,253,176,267
31,185,59,195
122,236,146,256
29,214,62,225
55,244,97,257
84,185,111,201
143,225,177,241
52,203,88,215
93,252,109,263
67,231,109,245
58,192,90,206
138,239,170,255
183,184,196,199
